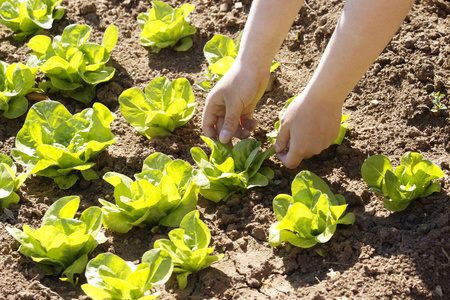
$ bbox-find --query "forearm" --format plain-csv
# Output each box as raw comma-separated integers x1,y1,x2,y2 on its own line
236,0,304,71
305,0,414,104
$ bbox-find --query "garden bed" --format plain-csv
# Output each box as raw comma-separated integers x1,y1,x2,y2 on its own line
0,0,449,299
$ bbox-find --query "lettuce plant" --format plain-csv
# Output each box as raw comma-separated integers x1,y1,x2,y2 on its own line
119,77,196,139
361,152,444,212
0,61,37,119
154,210,223,289
138,1,196,53
266,95,349,146
431,91,447,114
11,100,117,190
100,152,199,233
331,114,350,146
198,34,279,91
269,171,355,248
0,153,26,209
27,24,118,103
6,196,107,285
191,137,275,202
81,249,173,300
0,0,65,41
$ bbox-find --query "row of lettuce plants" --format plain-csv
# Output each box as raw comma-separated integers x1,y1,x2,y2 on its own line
7,192,221,297
1,0,280,117
5,141,444,298
0,1,446,299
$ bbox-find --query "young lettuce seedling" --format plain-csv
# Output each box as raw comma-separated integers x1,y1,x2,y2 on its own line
154,210,224,289
138,1,196,53
7,196,107,285
119,77,196,139
27,24,118,103
198,34,279,91
431,92,447,114
266,95,350,146
81,249,173,300
191,136,275,202
0,153,26,210
269,171,355,248
0,61,37,119
0,0,65,41
99,152,199,233
11,100,117,189
361,152,444,212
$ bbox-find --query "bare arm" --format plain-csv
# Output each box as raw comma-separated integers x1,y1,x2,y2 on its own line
236,0,305,73
201,0,414,168
276,0,414,168
202,0,304,143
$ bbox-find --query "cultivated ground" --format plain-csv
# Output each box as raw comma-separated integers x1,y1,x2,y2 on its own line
0,0,449,299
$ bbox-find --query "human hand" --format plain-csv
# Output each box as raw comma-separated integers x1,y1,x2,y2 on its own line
275,90,343,169
202,60,270,144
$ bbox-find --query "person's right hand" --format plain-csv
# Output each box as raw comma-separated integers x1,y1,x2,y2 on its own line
202,60,270,144
275,90,343,169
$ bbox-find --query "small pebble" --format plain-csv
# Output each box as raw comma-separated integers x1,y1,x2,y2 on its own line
435,285,443,298
220,3,229,12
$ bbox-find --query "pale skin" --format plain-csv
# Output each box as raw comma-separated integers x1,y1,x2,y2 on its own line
202,0,415,169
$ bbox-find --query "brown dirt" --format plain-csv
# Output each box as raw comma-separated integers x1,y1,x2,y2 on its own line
0,0,449,299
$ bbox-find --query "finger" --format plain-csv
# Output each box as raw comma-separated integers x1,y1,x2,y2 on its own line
219,101,244,144
275,122,304,169
234,126,251,139
202,95,224,139
274,121,290,154
215,117,236,146
277,132,320,169
219,117,250,140
276,136,307,169
240,113,258,132
277,150,304,169
217,116,250,141
216,116,225,136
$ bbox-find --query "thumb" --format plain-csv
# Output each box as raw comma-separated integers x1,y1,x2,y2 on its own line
276,124,304,169
219,101,243,143
274,122,290,154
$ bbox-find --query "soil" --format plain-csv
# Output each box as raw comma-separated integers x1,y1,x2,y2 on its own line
0,0,449,299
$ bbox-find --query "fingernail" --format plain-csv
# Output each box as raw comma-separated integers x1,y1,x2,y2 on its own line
219,130,232,143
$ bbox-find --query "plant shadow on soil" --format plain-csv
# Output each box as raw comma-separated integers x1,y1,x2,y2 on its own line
406,109,449,129
6,164,449,299
265,191,449,295
145,46,204,75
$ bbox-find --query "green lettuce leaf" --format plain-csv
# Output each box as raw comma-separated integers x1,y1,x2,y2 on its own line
361,152,444,212
0,61,38,119
191,136,275,202
0,153,26,209
269,171,355,248
11,100,117,189
138,1,196,53
27,24,118,103
81,249,173,299
100,152,199,233
6,196,106,285
154,210,223,289
119,77,196,139
0,0,65,41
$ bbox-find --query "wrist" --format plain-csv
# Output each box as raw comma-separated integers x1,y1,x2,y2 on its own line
234,54,273,76
302,84,346,111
